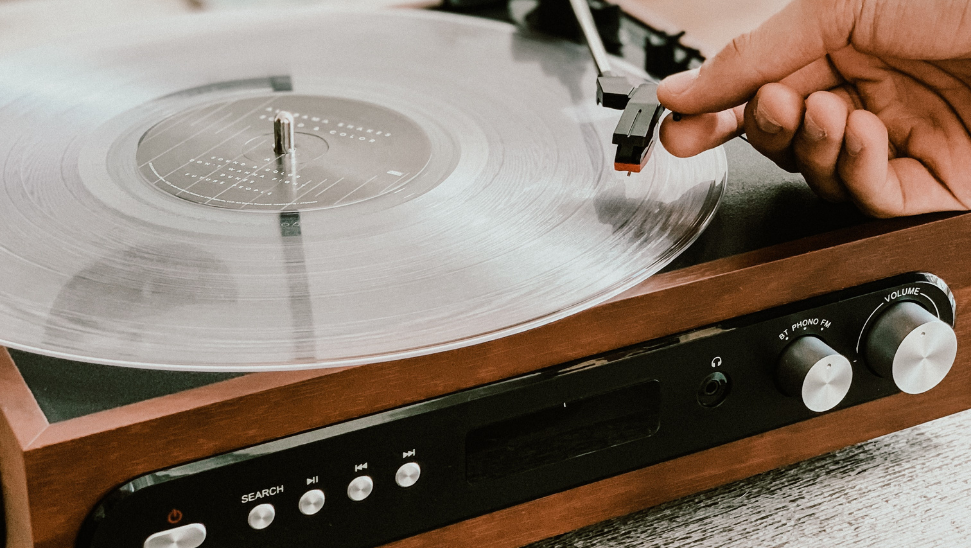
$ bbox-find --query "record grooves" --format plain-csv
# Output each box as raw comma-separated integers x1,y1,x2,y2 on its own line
0,9,726,371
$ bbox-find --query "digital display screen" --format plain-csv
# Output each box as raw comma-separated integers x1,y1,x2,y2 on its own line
466,380,661,483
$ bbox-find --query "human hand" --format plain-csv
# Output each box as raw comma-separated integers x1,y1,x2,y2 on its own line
656,0,971,217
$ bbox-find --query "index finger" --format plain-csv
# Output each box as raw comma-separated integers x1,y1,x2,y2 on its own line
657,0,858,114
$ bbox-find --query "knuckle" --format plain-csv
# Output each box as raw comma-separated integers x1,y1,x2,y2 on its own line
725,34,750,61
794,144,832,173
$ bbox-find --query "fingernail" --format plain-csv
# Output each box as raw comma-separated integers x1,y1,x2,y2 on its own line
845,127,864,156
660,69,699,96
803,112,827,141
755,100,782,134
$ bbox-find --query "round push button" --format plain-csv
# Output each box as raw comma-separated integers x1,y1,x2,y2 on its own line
247,503,275,530
347,475,374,501
144,523,207,548
299,489,326,515
395,462,421,488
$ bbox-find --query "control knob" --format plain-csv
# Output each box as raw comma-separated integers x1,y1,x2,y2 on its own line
777,336,853,412
864,301,957,394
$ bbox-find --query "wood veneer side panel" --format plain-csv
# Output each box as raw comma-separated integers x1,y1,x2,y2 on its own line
25,366,352,447
0,348,48,548
631,214,938,296
25,213,971,547
0,418,31,548
384,286,971,548
0,349,47,453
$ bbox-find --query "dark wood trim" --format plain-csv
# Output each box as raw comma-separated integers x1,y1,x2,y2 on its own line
0,349,47,450
0,348,47,548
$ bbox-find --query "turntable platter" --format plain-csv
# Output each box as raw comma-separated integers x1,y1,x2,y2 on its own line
0,8,725,371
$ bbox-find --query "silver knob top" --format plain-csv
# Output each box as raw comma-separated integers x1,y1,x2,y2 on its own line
865,301,957,394
777,336,853,413
273,110,295,155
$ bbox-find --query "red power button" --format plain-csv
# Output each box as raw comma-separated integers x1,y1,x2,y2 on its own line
167,509,183,524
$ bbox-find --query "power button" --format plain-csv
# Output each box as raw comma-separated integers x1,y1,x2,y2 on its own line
144,523,206,548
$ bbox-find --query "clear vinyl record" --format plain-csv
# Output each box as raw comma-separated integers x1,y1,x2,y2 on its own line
0,8,726,371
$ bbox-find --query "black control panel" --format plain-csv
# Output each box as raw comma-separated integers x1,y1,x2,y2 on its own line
80,273,956,548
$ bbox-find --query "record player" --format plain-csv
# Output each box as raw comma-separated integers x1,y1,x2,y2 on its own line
0,3,968,548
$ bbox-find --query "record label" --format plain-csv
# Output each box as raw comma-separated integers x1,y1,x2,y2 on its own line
137,94,433,211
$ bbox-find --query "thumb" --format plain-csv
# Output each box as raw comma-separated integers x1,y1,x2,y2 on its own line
657,0,858,114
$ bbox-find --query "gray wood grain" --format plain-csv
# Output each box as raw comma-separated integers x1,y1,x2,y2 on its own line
528,409,971,547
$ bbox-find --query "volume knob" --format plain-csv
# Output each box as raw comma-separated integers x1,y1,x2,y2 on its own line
777,336,853,412
865,301,957,394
